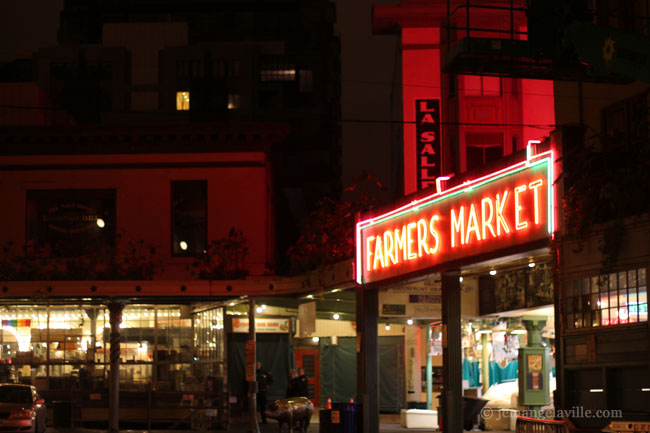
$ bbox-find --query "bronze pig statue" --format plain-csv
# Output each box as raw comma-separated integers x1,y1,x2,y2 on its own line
265,396,314,433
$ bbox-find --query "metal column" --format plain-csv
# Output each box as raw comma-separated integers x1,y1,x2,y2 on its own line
108,302,124,433
441,271,462,433
356,286,378,433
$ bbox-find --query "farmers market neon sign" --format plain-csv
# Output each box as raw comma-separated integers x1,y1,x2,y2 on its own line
356,149,554,284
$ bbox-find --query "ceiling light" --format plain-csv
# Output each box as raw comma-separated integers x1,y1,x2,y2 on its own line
306,295,314,299
312,336,319,343
407,319,414,325
332,313,340,320
256,307,262,313
385,324,391,331
459,276,463,282
489,270,497,276
528,262,536,268
261,304,267,310
96,218,105,228
179,241,188,251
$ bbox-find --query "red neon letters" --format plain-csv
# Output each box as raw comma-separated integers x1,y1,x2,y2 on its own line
357,156,553,284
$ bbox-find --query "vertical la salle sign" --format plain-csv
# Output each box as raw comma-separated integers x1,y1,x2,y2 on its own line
356,151,554,284
416,99,441,190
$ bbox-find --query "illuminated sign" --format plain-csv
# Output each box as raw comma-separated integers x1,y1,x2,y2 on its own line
416,99,441,190
356,151,554,284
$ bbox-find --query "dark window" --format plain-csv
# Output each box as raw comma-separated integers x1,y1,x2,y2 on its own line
465,132,503,171
26,189,116,257
176,60,191,79
171,181,207,256
298,70,313,93
602,91,649,142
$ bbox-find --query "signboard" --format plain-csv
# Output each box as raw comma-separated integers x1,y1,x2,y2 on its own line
379,279,441,317
232,317,290,333
416,99,441,190
356,151,554,284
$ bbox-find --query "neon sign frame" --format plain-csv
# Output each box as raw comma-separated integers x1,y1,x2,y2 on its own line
356,147,555,285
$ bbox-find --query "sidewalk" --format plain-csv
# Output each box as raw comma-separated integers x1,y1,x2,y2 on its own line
46,413,442,433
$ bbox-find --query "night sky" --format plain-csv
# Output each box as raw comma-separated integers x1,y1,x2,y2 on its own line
1,0,399,204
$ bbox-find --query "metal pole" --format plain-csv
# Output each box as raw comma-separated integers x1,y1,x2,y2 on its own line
442,270,462,433
108,302,124,433
481,332,490,395
248,299,260,433
426,324,433,410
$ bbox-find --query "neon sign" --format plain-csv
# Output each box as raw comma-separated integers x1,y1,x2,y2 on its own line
356,151,554,284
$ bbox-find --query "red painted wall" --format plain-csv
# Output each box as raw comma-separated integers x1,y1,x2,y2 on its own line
0,152,272,279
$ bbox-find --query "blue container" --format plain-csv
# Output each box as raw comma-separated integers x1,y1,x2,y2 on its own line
330,402,358,433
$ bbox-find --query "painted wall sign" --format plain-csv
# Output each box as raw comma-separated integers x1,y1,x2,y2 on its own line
232,317,290,333
356,151,554,284
416,99,441,190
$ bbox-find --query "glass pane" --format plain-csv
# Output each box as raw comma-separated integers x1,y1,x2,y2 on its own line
566,296,574,313
639,287,648,322
609,291,619,307
639,268,646,286
591,276,599,293
628,270,637,287
618,271,627,289
601,308,609,326
591,294,599,311
599,293,609,309
609,273,617,290
592,309,601,327
598,275,608,292
583,279,590,295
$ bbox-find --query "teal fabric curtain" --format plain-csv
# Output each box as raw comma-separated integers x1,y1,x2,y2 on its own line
488,360,519,387
463,359,481,387
462,359,519,388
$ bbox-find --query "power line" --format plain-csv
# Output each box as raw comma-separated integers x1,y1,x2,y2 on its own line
0,104,556,129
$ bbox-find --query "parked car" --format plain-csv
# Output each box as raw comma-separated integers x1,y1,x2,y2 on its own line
0,384,46,433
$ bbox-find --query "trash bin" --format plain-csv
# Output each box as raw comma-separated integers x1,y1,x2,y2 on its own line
319,408,332,433
463,396,488,431
331,402,358,433
53,400,72,428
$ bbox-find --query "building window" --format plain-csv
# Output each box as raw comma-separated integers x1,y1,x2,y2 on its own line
260,58,296,82
299,70,313,93
176,60,191,79
171,181,207,256
229,60,240,78
227,93,240,110
565,268,647,329
602,91,648,142
176,91,190,111
465,132,503,171
463,75,501,96
26,189,116,257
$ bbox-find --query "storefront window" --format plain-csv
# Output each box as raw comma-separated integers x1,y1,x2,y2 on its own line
566,268,647,329
0,303,225,393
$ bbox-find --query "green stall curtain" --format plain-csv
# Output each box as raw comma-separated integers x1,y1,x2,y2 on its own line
228,333,295,405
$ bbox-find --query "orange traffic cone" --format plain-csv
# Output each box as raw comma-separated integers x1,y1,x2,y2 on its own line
326,397,332,409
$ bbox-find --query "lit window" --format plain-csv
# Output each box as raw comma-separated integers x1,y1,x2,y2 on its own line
260,58,296,82
176,91,190,111
227,93,240,110
565,268,647,329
